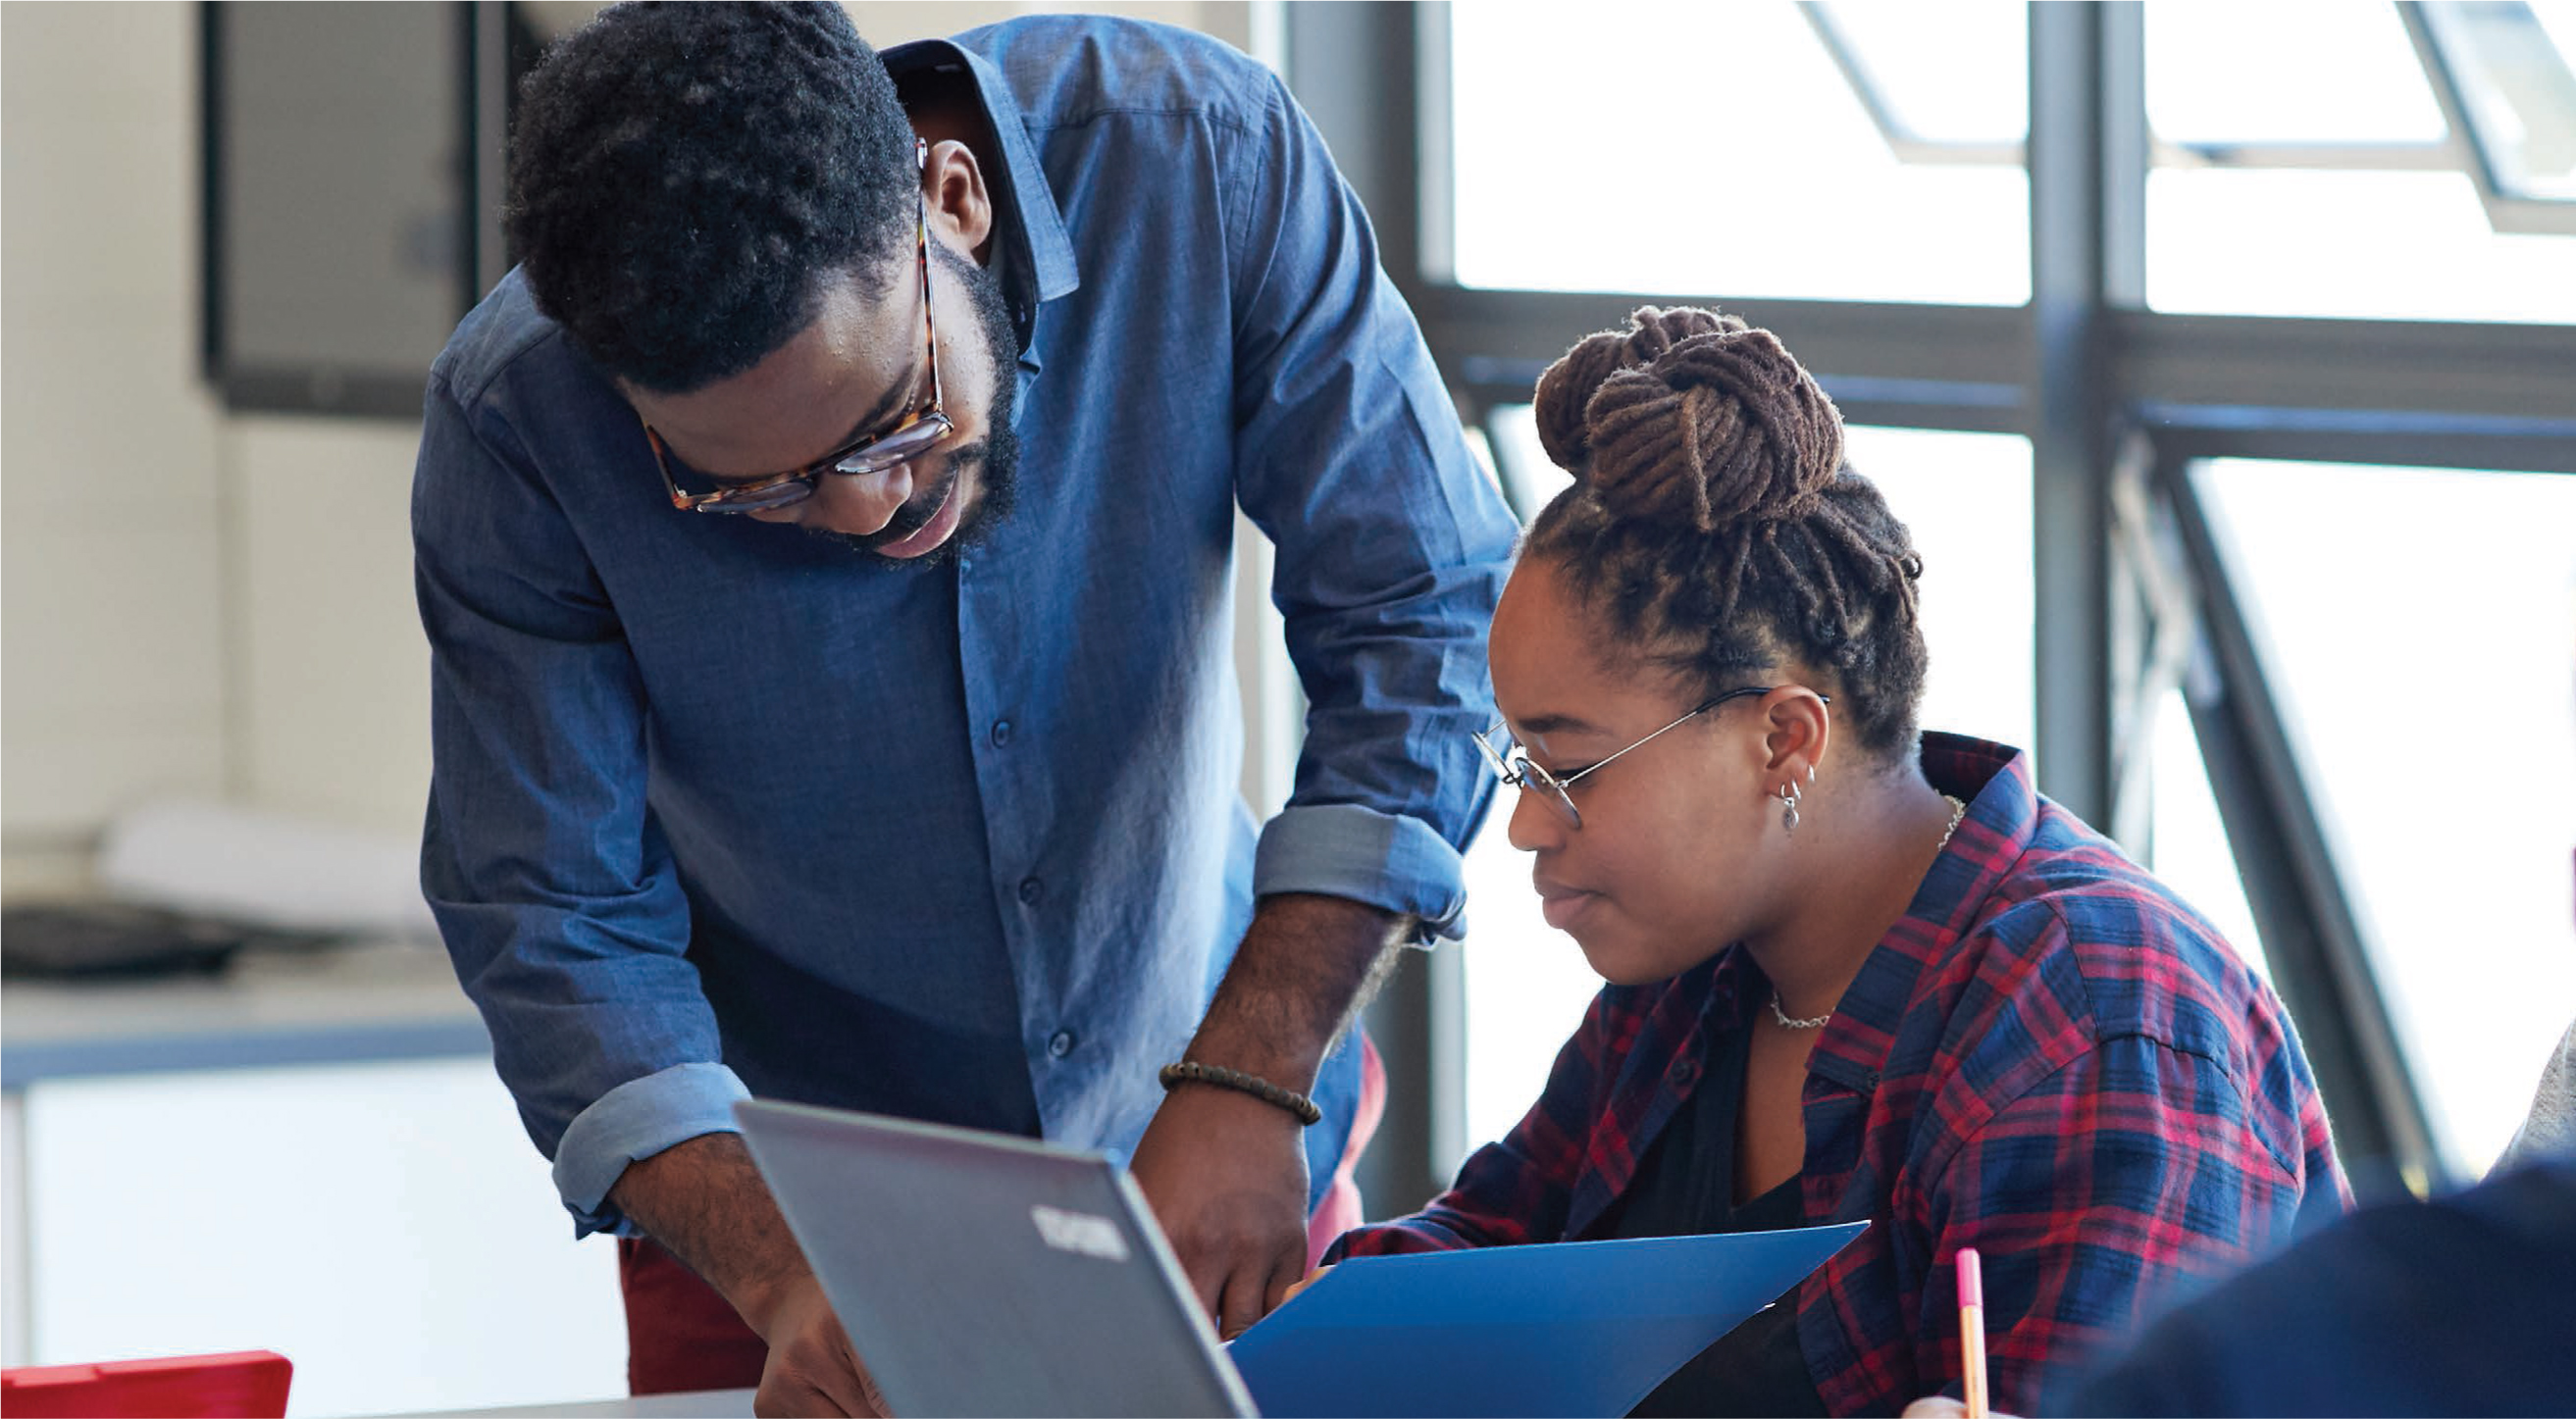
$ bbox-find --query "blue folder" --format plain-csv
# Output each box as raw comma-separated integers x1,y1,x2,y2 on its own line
1225,1222,1869,1419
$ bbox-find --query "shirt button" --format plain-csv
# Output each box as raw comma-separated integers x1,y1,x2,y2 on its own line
990,720,1013,747
1048,1030,1077,1059
1672,1058,1700,1088
1018,876,1045,905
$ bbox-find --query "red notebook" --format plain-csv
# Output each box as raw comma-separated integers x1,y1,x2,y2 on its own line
1,1350,292,1418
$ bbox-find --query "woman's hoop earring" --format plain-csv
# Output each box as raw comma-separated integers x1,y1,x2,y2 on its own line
1777,781,1802,836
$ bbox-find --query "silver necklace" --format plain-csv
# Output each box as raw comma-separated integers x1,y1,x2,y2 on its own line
1767,793,1972,1032
1768,993,1834,1030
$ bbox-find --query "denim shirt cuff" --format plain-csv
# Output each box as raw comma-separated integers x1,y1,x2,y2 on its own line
1254,803,1468,945
553,1061,754,1239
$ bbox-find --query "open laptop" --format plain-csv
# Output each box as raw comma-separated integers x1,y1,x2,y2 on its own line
733,1097,1258,1419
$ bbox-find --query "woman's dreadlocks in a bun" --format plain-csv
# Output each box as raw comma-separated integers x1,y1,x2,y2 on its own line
1525,307,1930,757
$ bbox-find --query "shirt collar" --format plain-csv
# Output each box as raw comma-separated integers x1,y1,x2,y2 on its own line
877,37,1081,368
1804,732,2039,1091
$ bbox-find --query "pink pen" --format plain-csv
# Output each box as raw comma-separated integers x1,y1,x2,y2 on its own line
1957,1246,1988,1419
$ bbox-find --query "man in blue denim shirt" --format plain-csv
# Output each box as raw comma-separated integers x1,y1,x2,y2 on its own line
411,3,1514,1410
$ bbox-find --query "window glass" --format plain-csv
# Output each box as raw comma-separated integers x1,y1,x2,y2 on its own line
1862,429,2037,754
1448,2,2029,305
1810,2,2027,146
2148,686,2273,986
1460,418,2035,1149
2145,1,2576,324
2148,1,2445,144
2192,458,2576,1174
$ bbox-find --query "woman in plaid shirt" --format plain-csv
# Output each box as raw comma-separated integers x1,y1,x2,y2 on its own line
1322,308,2348,1415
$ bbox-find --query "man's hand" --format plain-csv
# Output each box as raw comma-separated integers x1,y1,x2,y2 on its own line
745,1272,889,1418
1129,1078,1314,1339
1137,893,1411,1338
610,1133,888,1417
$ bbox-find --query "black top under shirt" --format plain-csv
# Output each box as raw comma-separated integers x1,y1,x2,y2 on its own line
1594,1018,1829,1418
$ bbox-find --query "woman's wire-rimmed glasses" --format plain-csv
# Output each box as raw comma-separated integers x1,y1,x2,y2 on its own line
643,138,952,514
1473,685,1829,830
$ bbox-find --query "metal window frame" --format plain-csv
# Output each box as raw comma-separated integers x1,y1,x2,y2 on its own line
2144,446,2448,1199
1288,0,2576,1215
1795,2,2026,168
2401,1,2576,235
1799,1,2574,234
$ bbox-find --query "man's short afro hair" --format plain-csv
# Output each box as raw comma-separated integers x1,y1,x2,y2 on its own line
506,1,917,392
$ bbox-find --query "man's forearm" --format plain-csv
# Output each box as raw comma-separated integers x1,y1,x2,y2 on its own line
1184,892,1414,1090
606,1131,812,1336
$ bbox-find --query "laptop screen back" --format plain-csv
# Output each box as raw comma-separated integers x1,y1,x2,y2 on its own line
735,1099,1257,1419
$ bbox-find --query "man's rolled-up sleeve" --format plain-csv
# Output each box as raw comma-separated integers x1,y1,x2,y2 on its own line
1223,72,1521,941
414,379,741,1237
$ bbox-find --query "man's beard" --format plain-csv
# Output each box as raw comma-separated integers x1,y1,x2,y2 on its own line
809,245,1022,569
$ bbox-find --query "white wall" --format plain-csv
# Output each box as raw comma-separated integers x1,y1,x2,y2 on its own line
2,2,231,887
225,418,438,835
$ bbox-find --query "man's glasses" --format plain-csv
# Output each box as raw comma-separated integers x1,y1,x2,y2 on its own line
1474,685,1828,830
644,138,953,514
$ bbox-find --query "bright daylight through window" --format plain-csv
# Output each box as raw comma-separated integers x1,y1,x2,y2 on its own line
2192,459,2576,1174
2146,1,2576,323
1449,2,2031,306
1438,1,2574,1175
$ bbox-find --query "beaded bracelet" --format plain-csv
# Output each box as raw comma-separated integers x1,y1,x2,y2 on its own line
1157,1060,1323,1127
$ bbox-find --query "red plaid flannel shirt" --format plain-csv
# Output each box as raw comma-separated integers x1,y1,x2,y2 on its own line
1329,734,2349,1414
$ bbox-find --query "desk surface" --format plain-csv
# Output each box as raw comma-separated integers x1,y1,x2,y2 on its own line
1,938,488,1087
367,1387,754,1418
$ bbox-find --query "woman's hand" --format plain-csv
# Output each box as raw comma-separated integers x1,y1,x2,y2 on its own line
1902,1396,2021,1419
